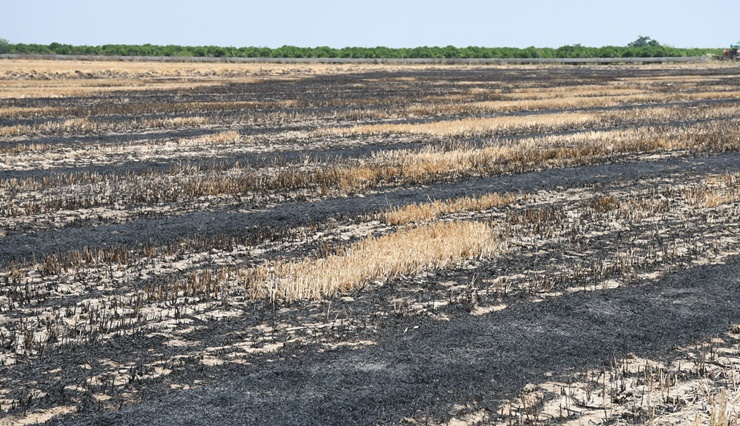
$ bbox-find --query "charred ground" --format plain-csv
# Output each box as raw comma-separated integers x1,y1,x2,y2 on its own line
0,60,739,424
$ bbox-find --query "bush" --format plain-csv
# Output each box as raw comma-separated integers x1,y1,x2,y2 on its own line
0,41,723,59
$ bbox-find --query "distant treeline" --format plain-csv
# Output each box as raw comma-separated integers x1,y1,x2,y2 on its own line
0,42,724,59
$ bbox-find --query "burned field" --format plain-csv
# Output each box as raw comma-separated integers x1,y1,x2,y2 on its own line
0,60,739,425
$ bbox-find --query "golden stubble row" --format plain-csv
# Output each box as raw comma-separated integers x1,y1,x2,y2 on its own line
316,104,740,138
242,220,498,302
383,192,519,225
0,116,211,137
2,121,738,217
405,90,740,117
0,99,309,120
683,172,740,208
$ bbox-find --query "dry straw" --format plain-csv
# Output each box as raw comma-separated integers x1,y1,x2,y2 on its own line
317,112,598,138
684,173,740,208
243,220,496,302
318,104,740,139
383,192,518,225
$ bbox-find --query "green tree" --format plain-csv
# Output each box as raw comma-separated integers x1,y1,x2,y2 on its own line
0,38,10,54
628,36,660,48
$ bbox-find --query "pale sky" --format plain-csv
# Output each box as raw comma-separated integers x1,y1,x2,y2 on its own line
5,0,739,48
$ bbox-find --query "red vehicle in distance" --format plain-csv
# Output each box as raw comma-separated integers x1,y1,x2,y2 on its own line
724,44,740,60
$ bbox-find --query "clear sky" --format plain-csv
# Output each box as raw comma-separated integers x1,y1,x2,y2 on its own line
5,0,739,48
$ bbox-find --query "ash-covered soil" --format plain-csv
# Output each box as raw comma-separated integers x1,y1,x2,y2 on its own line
51,258,740,425
1,61,739,425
